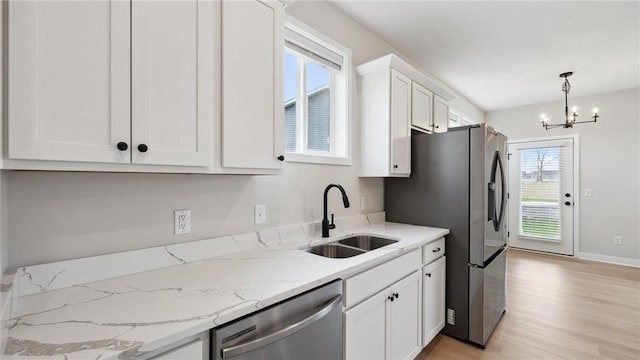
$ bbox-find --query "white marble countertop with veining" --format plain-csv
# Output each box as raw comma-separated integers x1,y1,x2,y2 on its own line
5,221,448,359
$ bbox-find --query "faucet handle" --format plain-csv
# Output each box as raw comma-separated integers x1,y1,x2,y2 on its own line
329,214,336,230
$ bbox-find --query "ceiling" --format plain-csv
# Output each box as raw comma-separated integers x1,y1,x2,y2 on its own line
329,1,640,111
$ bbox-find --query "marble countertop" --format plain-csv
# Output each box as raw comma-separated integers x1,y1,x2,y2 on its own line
5,221,448,359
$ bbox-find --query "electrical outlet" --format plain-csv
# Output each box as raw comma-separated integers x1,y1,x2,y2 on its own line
255,204,266,225
614,236,623,245
360,197,368,211
174,210,191,235
584,188,592,197
447,308,456,325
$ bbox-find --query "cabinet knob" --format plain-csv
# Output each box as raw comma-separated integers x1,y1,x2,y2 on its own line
116,142,128,151
432,247,441,253
394,292,399,299
137,144,148,153
393,164,399,169
564,201,572,206
434,125,439,129
387,295,394,302
426,273,432,277
277,155,285,161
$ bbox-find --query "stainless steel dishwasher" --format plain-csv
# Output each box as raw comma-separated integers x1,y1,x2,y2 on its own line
212,280,343,360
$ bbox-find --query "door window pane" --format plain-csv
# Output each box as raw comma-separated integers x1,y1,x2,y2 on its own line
306,61,330,152
519,147,562,240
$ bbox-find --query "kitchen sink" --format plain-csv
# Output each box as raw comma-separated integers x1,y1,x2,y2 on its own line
338,235,398,251
305,244,365,258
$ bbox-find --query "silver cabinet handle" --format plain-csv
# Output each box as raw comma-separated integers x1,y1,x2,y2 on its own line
432,247,441,253
221,295,342,359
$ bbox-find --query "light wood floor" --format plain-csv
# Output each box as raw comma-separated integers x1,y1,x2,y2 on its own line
416,248,640,360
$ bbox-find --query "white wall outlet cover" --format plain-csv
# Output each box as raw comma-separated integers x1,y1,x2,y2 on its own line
360,197,368,211
614,236,623,245
174,209,191,235
584,188,592,197
255,204,266,224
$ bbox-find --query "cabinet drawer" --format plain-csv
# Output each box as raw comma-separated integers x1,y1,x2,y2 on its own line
423,237,445,265
344,249,421,308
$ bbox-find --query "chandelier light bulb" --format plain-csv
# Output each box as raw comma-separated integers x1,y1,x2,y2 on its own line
571,105,579,113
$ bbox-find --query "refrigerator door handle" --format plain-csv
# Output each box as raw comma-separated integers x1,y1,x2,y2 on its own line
489,150,506,231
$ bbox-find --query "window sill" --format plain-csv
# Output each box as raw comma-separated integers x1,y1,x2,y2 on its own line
285,152,351,166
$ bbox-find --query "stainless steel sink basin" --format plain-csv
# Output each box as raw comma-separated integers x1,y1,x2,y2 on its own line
305,244,365,258
338,235,398,251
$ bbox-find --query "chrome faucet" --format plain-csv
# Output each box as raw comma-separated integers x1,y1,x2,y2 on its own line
322,184,350,237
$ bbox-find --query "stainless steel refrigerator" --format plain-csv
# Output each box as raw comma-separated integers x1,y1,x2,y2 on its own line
385,124,507,347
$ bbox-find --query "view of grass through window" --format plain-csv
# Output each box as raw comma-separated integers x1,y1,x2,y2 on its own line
519,147,562,239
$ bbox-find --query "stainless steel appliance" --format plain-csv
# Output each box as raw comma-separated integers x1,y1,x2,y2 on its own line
385,124,507,347
212,280,343,360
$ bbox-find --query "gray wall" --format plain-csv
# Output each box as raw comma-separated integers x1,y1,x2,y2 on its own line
487,88,640,261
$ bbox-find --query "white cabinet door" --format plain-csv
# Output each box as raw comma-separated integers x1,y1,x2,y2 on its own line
387,270,422,360
8,0,130,163
152,339,206,360
423,256,446,346
411,82,433,131
344,289,388,360
433,95,449,134
390,69,411,176
221,0,284,170
131,0,214,166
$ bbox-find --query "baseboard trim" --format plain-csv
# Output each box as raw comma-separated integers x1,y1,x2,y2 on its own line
577,252,640,268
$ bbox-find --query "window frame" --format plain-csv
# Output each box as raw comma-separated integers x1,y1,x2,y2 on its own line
283,16,352,166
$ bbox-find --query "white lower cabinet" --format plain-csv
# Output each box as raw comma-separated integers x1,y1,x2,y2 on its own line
387,270,422,360
150,334,208,360
422,256,446,347
344,270,422,360
344,288,387,360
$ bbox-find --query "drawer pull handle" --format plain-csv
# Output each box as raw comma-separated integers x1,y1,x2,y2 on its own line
432,247,441,253
387,295,394,302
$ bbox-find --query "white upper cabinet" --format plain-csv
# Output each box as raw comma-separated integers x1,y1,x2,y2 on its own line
411,82,433,132
221,0,284,171
8,0,131,163
131,0,214,167
7,0,215,169
390,69,412,176
358,54,454,177
433,94,449,134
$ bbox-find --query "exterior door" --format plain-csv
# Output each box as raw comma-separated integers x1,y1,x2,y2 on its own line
8,0,131,163
131,0,214,166
508,138,575,255
390,69,411,175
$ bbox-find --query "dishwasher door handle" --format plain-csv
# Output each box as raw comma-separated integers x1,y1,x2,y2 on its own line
221,295,342,359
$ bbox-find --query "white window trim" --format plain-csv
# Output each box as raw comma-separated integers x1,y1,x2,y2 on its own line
284,15,352,166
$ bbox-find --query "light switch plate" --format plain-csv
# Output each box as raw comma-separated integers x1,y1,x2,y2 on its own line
614,236,623,245
174,210,191,235
255,204,266,224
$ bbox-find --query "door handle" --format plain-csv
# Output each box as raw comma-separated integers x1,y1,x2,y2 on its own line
220,295,341,359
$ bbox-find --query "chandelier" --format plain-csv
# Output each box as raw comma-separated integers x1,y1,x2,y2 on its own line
540,72,600,130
